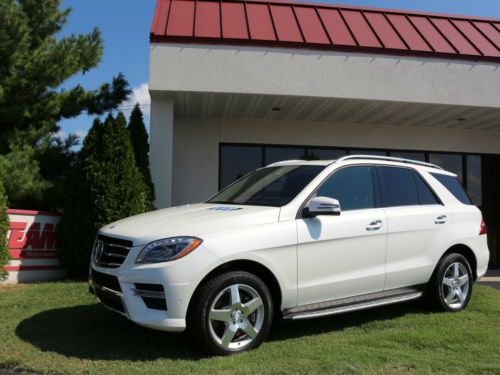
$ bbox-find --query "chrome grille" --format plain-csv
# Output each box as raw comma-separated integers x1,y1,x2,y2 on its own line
93,235,133,268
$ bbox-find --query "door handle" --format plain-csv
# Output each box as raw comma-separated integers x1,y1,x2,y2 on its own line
366,220,383,231
435,215,448,224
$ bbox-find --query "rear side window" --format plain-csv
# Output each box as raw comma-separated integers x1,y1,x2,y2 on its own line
414,174,441,205
431,173,472,205
377,167,440,207
317,166,374,211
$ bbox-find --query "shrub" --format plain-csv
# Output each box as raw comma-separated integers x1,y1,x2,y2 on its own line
0,180,10,280
60,114,148,277
127,104,155,208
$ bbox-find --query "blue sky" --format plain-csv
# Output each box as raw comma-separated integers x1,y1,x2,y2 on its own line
59,0,500,143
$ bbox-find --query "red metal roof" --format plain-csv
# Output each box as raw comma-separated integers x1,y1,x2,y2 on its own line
151,0,500,62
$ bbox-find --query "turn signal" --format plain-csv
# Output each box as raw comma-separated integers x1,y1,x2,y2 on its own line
479,218,487,235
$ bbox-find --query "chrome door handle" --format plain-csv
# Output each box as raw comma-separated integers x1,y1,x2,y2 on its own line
366,220,383,231
435,215,448,224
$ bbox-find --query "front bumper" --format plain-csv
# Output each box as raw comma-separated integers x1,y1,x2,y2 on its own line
89,244,222,332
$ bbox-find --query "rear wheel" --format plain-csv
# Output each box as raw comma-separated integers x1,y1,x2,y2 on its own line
190,271,273,355
427,253,473,312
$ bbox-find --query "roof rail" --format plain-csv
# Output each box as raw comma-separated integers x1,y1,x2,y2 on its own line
335,155,443,170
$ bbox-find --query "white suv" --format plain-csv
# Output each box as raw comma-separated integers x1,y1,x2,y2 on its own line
89,155,489,355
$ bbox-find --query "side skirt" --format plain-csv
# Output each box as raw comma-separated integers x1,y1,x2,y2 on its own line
283,285,425,320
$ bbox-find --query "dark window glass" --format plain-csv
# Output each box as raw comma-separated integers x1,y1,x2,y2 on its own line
317,167,374,211
220,145,263,189
389,152,426,162
429,154,463,183
307,148,347,161
431,173,472,205
466,155,482,206
265,147,306,165
378,167,419,207
350,150,386,156
209,165,324,207
414,173,441,205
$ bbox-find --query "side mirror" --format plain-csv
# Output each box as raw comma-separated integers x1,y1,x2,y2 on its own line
305,196,341,218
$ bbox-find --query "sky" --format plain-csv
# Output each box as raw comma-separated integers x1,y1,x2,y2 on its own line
58,0,500,144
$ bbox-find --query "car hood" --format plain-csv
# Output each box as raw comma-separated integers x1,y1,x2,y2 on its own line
99,203,281,245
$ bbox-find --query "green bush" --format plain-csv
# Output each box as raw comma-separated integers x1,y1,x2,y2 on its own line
60,114,148,278
0,180,10,280
127,104,155,208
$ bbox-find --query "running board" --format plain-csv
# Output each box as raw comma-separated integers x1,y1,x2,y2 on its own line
284,292,423,320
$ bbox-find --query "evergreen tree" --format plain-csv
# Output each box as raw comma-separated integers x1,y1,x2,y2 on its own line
0,180,10,281
60,114,148,277
0,0,130,208
127,104,155,208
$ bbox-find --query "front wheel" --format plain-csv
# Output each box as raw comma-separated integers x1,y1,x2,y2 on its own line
427,253,473,312
190,271,273,355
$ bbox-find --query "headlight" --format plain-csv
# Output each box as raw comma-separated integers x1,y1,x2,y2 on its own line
136,237,203,264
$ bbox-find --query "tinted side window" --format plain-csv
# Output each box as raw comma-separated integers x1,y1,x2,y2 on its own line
317,167,374,211
378,167,419,207
414,173,441,205
431,173,472,205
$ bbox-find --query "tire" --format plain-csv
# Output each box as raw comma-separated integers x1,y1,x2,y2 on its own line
426,253,473,312
190,271,274,355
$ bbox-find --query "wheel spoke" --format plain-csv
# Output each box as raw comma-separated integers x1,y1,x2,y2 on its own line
241,318,258,339
456,289,465,303
446,288,456,304
209,308,232,322
453,263,460,278
458,274,469,287
221,324,238,348
443,277,454,287
230,284,241,306
241,297,263,315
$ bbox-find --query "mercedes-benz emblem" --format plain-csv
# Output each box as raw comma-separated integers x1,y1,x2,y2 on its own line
94,240,104,263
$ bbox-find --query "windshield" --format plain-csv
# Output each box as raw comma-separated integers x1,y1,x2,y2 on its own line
208,165,325,207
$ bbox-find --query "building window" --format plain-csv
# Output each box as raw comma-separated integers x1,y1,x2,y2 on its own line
389,151,426,162
220,145,263,189
429,153,463,183
264,147,306,165
307,148,346,160
219,145,482,207
349,149,387,156
466,155,482,206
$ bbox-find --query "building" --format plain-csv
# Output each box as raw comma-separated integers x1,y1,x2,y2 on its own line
148,0,500,267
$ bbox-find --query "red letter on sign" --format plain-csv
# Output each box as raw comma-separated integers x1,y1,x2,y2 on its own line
8,222,28,249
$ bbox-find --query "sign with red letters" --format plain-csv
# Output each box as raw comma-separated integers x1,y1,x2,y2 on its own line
3,209,66,283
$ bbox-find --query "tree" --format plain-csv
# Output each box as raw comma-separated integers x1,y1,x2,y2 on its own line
0,179,10,281
127,104,155,208
0,0,130,208
60,114,148,277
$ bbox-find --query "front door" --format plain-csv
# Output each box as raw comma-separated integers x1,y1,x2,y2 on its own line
297,166,387,306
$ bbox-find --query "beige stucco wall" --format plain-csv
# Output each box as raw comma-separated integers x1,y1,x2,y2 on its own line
171,116,500,206
151,43,500,108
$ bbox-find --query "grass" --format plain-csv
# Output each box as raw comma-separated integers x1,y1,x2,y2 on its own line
0,282,499,375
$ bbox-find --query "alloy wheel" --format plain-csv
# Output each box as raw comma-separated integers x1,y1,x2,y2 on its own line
441,261,470,309
208,283,265,350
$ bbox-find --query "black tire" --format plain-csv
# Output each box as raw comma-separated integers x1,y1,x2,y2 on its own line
190,271,273,355
426,253,473,312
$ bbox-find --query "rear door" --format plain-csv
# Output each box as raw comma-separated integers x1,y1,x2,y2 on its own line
297,166,387,305
377,166,451,290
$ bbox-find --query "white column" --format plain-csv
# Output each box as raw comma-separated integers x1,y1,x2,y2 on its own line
149,97,174,209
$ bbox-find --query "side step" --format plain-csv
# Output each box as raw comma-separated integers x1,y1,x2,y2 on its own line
284,291,423,320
